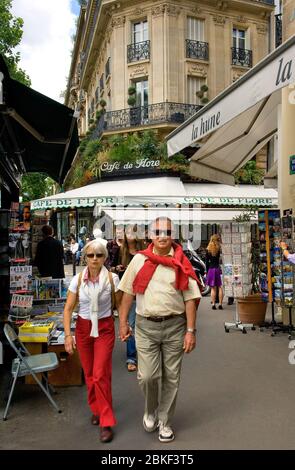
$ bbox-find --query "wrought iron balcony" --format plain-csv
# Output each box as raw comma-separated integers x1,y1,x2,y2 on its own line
127,40,150,63
89,102,201,140
186,40,209,61
231,47,252,68
275,14,282,48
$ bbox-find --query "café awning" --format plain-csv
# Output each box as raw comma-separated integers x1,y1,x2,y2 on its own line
31,176,277,210
0,55,79,185
166,36,295,185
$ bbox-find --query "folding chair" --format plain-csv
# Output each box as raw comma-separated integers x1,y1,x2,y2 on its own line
3,323,62,420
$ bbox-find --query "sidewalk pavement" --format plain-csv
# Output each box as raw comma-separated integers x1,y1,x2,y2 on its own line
1,297,295,450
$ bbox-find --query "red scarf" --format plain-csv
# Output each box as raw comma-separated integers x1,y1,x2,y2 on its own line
133,242,202,294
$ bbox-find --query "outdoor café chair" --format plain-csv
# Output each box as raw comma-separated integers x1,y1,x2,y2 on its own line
3,323,62,420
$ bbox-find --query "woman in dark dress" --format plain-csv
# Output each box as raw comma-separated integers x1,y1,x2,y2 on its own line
205,234,224,310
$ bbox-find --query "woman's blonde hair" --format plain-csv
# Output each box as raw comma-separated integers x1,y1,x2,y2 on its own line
207,234,221,257
83,239,108,263
119,225,145,266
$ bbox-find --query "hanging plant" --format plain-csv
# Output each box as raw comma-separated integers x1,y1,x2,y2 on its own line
200,84,209,92
99,99,107,108
201,96,209,104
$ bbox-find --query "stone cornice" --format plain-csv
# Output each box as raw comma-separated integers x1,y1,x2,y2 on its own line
111,15,126,28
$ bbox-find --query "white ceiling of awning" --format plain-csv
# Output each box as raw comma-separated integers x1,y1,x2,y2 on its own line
31,176,277,210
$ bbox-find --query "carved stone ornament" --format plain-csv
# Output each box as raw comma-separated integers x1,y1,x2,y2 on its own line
232,70,245,83
129,65,148,78
217,1,228,11
166,4,181,16
212,14,226,26
111,16,126,28
130,8,145,17
235,15,247,25
188,64,207,77
256,23,267,35
152,4,166,17
191,7,202,15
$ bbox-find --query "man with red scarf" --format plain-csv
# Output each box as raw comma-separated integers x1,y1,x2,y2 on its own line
119,217,201,443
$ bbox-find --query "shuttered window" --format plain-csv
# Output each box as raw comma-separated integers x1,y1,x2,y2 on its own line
187,17,205,41
187,76,206,104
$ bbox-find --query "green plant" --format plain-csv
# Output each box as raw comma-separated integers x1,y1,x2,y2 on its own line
128,86,136,95
128,95,137,106
196,84,209,104
234,160,264,185
89,118,94,124
99,99,107,108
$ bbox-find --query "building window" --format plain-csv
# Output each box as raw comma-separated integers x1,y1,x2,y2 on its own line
187,76,206,105
132,20,148,44
135,79,148,107
128,21,150,63
232,28,252,67
232,28,246,50
187,17,204,42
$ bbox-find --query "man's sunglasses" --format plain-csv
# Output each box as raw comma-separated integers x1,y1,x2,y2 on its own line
86,253,104,258
152,229,172,236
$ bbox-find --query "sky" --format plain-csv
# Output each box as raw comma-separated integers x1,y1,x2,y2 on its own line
11,0,80,103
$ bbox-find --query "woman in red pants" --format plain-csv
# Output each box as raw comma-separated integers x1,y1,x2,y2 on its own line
64,239,121,443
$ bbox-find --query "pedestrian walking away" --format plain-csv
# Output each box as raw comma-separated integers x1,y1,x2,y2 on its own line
63,240,121,443
205,234,224,310
34,225,65,279
118,217,201,443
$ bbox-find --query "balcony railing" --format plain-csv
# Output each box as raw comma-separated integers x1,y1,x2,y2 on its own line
231,47,252,68
186,40,209,61
275,14,282,48
89,102,201,140
127,40,150,63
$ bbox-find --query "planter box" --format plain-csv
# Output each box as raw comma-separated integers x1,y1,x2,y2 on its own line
237,294,267,325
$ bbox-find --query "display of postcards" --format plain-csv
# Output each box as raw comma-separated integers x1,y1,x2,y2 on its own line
260,273,268,291
283,284,293,292
222,254,232,264
37,279,61,300
259,222,266,231
221,234,231,244
10,266,33,292
221,223,231,233
259,232,266,242
261,292,269,302
241,243,251,254
258,211,266,221
231,223,239,233
231,233,241,244
233,275,242,286
238,223,250,233
282,263,293,272
231,244,241,254
240,232,251,243
223,264,233,276
232,265,241,275
260,252,267,261
241,253,252,263
241,263,252,274
224,287,234,297
223,275,233,287
222,244,232,255
232,255,242,265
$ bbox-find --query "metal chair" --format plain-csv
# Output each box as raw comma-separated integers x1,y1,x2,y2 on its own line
3,323,62,420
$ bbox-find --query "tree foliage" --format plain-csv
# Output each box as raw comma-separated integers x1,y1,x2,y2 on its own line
0,0,31,86
20,173,56,202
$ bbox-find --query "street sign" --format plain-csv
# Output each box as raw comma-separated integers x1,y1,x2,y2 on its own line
289,155,295,175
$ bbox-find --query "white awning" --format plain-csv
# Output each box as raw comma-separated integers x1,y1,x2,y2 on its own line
31,177,277,210
166,36,295,185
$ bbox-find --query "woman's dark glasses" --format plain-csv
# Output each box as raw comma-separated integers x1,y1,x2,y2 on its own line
86,253,104,258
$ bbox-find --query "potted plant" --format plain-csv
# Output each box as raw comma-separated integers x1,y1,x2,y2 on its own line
232,211,267,325
128,85,140,126
196,84,209,105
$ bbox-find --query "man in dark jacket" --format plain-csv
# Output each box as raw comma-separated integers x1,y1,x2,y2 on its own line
35,225,65,278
